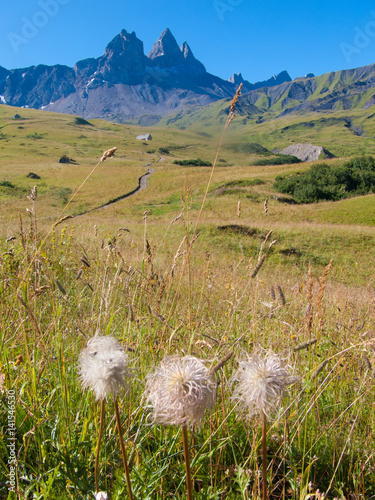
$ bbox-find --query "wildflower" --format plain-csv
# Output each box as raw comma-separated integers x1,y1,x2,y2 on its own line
231,349,296,500
95,492,108,500
79,336,130,400
145,355,217,427
79,336,133,498
231,350,295,418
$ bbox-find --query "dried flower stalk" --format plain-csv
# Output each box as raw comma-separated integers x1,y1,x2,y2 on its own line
100,147,117,162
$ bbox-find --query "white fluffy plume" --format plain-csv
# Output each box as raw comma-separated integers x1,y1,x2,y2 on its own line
145,355,217,427
230,350,295,418
79,336,130,400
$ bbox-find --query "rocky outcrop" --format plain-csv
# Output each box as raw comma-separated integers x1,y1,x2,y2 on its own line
180,41,206,74
228,72,253,93
253,70,292,90
97,29,147,84
1,64,75,108
277,143,335,162
0,66,9,82
147,29,206,75
148,28,184,68
228,70,292,93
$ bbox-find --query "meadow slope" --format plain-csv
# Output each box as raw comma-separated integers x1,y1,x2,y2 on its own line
0,104,374,499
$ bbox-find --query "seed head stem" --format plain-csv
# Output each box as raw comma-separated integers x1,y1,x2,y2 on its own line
261,409,268,500
114,398,133,500
95,399,106,494
182,425,193,500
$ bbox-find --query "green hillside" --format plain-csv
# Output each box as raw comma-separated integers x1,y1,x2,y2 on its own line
158,63,375,161
159,104,375,158
1,103,375,286
1,103,375,499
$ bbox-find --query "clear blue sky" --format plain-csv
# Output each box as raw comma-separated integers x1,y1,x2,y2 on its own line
1,0,375,82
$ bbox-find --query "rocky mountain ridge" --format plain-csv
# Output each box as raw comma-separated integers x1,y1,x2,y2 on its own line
0,28,290,123
3,27,374,127
158,62,375,131
236,63,375,118
228,70,292,93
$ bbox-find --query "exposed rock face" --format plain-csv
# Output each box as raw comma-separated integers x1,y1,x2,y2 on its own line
1,64,75,108
229,73,245,85
278,143,335,162
0,28,239,121
74,57,98,80
97,29,146,84
228,70,292,93
0,66,9,82
148,28,184,67
180,41,206,74
147,29,206,75
228,72,252,92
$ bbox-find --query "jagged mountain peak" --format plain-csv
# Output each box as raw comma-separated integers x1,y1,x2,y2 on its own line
274,70,292,82
229,73,244,85
107,29,139,48
180,41,206,73
0,27,303,124
97,29,146,83
180,41,190,58
148,28,184,67
103,29,145,60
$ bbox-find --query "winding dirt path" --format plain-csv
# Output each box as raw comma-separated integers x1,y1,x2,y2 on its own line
97,168,155,209
76,152,166,217
75,167,155,218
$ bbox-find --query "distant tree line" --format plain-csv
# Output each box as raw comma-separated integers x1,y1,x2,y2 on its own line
274,156,375,203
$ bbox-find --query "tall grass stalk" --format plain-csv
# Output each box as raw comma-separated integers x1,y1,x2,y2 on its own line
162,85,243,340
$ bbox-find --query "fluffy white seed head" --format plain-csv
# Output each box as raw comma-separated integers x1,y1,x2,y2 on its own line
231,350,295,419
79,336,130,400
145,355,217,427
95,492,108,500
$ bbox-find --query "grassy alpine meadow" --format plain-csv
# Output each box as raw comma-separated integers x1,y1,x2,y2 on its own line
0,101,375,499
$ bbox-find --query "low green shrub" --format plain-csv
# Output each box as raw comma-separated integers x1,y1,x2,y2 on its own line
253,154,301,166
274,155,375,203
74,116,93,126
0,179,15,188
223,178,265,187
26,132,47,140
173,158,212,166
